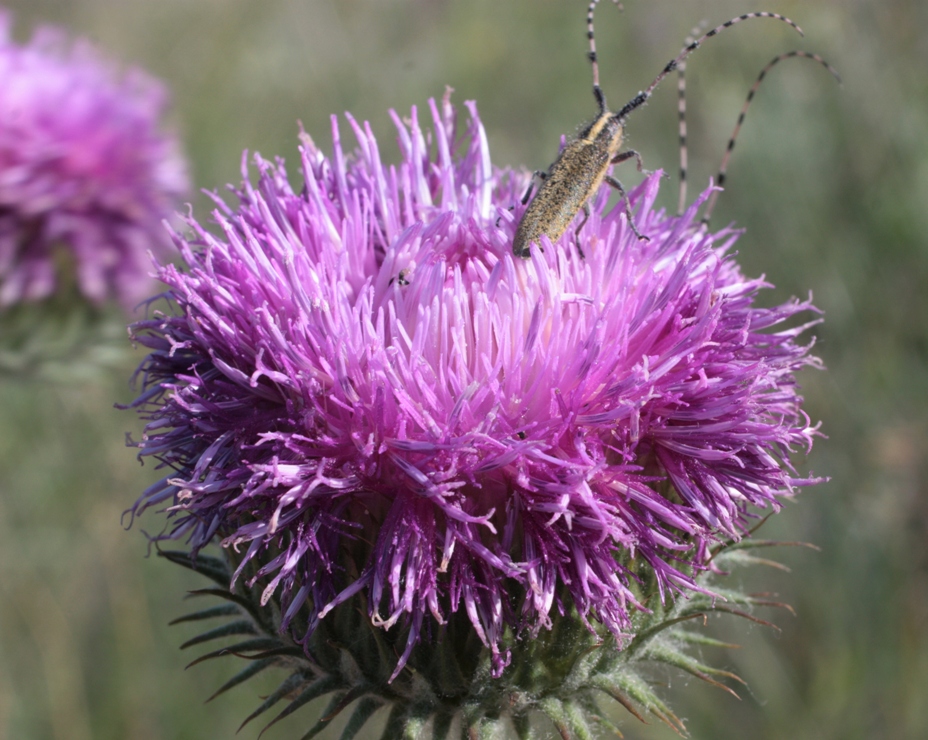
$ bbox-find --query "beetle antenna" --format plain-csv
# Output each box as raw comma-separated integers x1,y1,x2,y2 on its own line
701,50,841,223
676,21,708,215
587,0,624,114
617,12,804,122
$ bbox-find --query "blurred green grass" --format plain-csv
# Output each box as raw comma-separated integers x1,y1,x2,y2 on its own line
1,0,926,738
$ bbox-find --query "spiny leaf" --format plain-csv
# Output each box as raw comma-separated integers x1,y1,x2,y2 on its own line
338,696,383,740
185,588,263,623
705,586,782,611
590,711,625,738
238,672,307,732
464,716,506,740
405,690,440,728
258,675,344,738
563,638,606,682
206,658,278,702
322,686,370,723
227,645,306,661
591,679,647,724
158,550,230,585
627,612,708,651
539,697,571,740
717,552,792,572
511,711,531,740
673,632,740,650
715,538,820,557
179,620,256,650
645,643,745,698
564,700,596,740
744,596,795,615
376,704,405,740
607,673,686,736
298,691,349,740
710,605,780,630
704,584,747,601
184,637,281,668
170,603,240,625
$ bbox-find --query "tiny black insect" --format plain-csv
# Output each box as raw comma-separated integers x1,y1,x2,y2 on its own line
512,2,824,258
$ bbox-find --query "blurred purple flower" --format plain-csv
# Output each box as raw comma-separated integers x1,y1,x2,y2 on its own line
0,11,187,309
128,95,822,678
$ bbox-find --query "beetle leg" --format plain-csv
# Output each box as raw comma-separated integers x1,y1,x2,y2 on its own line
605,174,649,241
573,202,591,259
521,170,548,205
611,148,653,176
499,171,548,227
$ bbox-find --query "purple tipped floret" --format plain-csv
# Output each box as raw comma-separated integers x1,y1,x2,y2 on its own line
128,94,822,678
0,11,187,308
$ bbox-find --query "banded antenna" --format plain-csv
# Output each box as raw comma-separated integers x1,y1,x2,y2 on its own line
586,0,624,114
701,50,841,223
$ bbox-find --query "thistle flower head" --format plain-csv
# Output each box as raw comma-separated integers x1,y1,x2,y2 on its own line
0,11,187,309
129,93,822,685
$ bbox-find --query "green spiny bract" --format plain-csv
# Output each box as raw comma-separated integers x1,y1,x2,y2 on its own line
163,531,801,739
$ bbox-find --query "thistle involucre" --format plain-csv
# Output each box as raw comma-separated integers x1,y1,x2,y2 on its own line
0,11,187,309
129,95,822,730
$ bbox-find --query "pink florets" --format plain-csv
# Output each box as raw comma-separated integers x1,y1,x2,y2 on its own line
128,95,822,677
0,11,187,308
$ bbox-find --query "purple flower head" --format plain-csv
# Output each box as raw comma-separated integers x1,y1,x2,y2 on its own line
0,11,188,309
129,93,822,679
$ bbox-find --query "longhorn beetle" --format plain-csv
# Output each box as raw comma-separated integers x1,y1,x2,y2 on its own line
513,2,823,258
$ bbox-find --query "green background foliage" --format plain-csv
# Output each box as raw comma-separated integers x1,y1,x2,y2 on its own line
0,0,925,738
